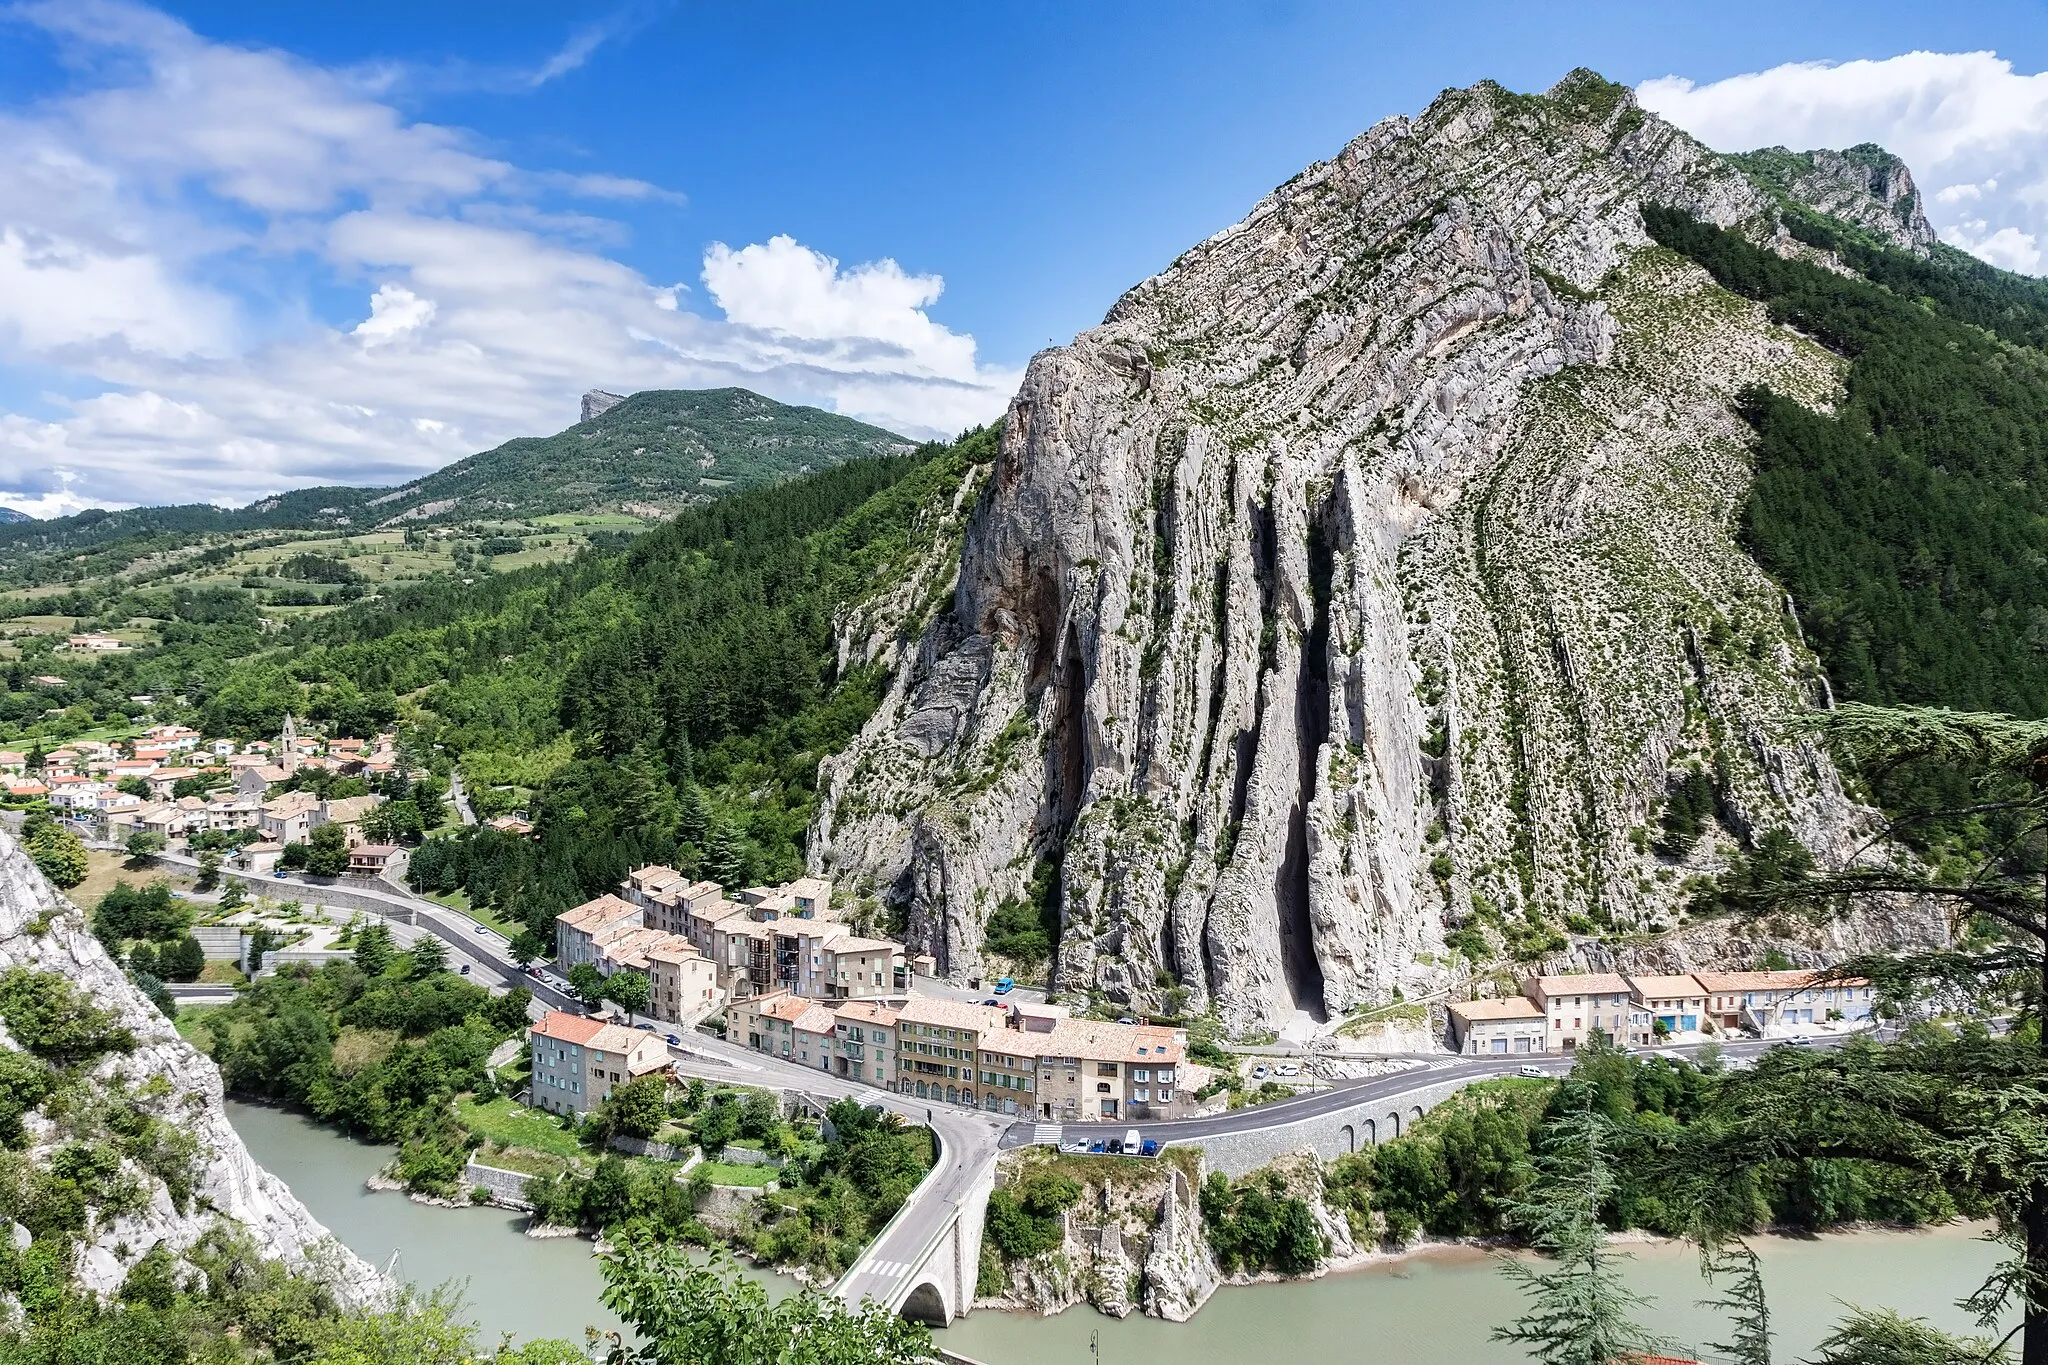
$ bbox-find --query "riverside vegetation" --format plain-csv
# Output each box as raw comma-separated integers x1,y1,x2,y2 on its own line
183,926,935,1283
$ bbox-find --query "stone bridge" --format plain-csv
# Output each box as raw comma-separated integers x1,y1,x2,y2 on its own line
832,1119,997,1324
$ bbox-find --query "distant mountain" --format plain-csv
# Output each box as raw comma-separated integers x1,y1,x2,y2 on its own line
351,387,915,526
0,388,914,569
0,508,31,524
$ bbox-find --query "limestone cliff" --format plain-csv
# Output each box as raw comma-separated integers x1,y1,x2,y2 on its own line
812,71,1930,1031
0,826,380,1304
977,1150,1217,1321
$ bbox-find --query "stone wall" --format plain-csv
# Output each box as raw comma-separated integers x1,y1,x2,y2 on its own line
1187,1076,1478,1177
463,1160,533,1209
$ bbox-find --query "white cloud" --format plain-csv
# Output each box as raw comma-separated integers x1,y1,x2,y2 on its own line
0,1,1016,512
351,284,436,345
1640,51,2048,275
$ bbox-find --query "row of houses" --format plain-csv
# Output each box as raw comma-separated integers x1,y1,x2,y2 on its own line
556,869,909,1013
3,718,401,794
1448,969,1877,1055
728,992,1195,1123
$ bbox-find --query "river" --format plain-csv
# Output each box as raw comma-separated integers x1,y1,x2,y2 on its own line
228,1101,2005,1363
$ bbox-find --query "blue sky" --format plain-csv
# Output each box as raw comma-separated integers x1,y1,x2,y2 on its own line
3,0,2047,512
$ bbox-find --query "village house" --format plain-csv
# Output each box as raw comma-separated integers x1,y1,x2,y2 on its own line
822,936,905,999
67,634,123,653
554,894,644,971
147,767,204,800
347,844,400,877
0,752,25,776
237,764,293,799
318,794,384,843
832,1000,900,1087
1627,974,1712,1040
527,1011,670,1120
1449,996,1549,1055
1522,973,1646,1049
1692,970,1875,1032
732,993,839,1071
643,940,720,1025
260,790,321,845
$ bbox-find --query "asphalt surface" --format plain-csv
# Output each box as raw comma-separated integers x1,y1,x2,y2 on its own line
1018,1034,1858,1148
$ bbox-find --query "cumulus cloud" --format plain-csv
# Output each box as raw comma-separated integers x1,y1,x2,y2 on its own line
1639,51,2048,275
0,0,1015,511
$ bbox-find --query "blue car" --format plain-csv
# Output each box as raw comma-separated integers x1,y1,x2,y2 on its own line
994,977,1015,994
1140,1139,1160,1157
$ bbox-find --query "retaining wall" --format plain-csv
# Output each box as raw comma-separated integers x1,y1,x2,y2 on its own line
463,1160,533,1208
1187,1076,1481,1177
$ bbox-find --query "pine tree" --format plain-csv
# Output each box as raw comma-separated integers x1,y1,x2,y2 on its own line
1492,1103,1669,1365
353,921,394,977
1701,1241,1772,1365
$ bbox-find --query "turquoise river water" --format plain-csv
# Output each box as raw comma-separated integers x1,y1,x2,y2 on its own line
226,1100,2004,1363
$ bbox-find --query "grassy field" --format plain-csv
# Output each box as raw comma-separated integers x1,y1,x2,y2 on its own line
73,849,194,911
695,1160,776,1187
426,889,524,939
452,1095,586,1160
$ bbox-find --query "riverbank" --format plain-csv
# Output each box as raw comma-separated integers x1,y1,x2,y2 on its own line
948,1220,2004,1365
228,1098,2003,1363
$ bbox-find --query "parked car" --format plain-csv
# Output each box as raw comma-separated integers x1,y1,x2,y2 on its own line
458,964,471,976
634,1022,655,1031
1105,1138,1124,1155
1140,1139,1160,1157
1117,1016,1137,1025
664,1034,682,1047
1123,1129,1141,1154
273,872,288,879
1087,1140,1105,1154
982,999,1000,1007
1275,1064,1300,1078
1784,1036,1814,1047
1250,1064,1269,1080
994,977,1015,994
1518,1064,1544,1078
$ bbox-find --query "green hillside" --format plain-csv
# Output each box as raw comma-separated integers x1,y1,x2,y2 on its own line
364,387,914,524
1645,203,2048,720
0,388,912,591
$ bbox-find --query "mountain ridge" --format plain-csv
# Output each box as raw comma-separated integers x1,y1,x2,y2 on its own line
810,69,1960,1030
0,388,912,573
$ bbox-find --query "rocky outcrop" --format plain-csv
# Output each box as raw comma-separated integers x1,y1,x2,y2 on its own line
813,70,1916,1032
0,826,381,1305
580,389,626,423
980,1152,1218,1321
1741,144,1937,255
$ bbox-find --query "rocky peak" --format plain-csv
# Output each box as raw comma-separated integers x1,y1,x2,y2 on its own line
1730,142,1937,255
581,388,626,423
813,72,1889,1032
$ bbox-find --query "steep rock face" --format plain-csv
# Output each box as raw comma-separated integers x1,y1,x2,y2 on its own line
0,826,380,1303
979,1152,1218,1321
815,72,1899,1031
1741,143,1938,255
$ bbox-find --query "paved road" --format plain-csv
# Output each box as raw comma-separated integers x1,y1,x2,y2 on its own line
627,1025,1002,1310
448,768,478,827
1021,1034,1856,1148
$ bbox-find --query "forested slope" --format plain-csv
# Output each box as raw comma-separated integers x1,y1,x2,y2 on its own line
1645,205,2048,722
267,427,992,935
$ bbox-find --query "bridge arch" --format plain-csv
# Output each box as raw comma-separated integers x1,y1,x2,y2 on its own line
900,1280,950,1325
1386,1111,1402,1139
1362,1117,1376,1145
1410,1104,1424,1123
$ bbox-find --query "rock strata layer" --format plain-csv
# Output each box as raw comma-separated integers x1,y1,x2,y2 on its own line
0,825,381,1304
814,71,1942,1030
